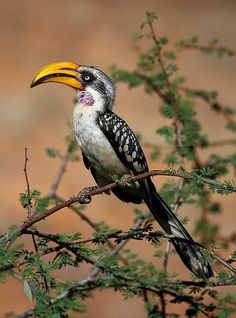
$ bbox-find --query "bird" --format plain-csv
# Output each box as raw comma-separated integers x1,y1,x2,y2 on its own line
31,61,213,279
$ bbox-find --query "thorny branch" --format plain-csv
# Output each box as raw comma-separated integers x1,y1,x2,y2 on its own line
5,224,236,276
176,42,236,57
23,148,33,218
1,167,232,246
179,86,236,126
47,149,71,198
47,139,78,198
9,168,235,239
147,15,183,152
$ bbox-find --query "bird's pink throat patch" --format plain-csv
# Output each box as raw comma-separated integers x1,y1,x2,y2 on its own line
79,94,95,106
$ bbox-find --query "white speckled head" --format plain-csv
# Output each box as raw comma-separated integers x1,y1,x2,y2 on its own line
75,65,116,112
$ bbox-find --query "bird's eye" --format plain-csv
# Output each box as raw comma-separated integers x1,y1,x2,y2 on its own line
82,74,92,82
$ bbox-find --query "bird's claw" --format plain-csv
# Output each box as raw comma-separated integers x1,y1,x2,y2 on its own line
77,186,98,204
118,174,133,188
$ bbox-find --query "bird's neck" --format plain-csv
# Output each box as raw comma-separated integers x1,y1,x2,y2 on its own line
79,92,95,106
75,87,110,114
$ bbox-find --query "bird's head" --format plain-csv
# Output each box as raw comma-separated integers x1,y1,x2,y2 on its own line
31,61,116,111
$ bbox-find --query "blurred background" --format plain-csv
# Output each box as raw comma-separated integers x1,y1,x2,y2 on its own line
0,0,236,316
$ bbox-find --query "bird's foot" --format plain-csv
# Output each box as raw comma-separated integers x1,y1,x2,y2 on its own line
77,186,98,204
118,174,133,188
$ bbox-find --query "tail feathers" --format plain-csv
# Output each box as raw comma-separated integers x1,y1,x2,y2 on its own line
144,179,213,279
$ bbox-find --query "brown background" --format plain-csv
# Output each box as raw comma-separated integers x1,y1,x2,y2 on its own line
0,0,236,317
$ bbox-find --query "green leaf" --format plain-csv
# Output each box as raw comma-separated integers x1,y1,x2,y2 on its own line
156,126,175,143
227,122,236,132
165,153,180,166
110,66,143,87
190,36,199,44
46,147,61,159
160,103,173,118
146,12,158,22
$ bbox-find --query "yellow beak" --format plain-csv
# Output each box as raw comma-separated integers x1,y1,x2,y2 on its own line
30,61,84,90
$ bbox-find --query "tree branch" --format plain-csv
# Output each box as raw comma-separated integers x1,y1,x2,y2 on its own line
6,168,233,240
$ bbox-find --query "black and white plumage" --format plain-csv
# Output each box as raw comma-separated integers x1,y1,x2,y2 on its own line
31,62,213,279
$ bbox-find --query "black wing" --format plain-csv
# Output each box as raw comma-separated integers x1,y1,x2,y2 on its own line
98,111,149,175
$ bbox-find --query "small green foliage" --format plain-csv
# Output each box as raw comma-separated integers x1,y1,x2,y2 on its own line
175,36,199,48
198,167,218,178
184,88,218,101
159,181,177,205
227,122,236,132
165,63,178,76
230,153,236,167
156,126,175,143
46,147,62,159
93,228,122,244
110,65,143,87
176,36,234,58
140,12,158,29
208,289,218,299
160,103,174,118
229,251,236,263
19,189,40,208
35,197,51,214
194,219,219,243
53,251,76,268
19,189,51,215
165,153,180,166
145,300,161,317
209,179,235,195
208,202,221,214
0,240,20,272
150,147,160,161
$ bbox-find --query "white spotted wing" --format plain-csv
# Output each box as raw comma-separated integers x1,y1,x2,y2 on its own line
98,111,149,175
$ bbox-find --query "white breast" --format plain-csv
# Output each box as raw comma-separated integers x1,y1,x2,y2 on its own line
73,103,128,178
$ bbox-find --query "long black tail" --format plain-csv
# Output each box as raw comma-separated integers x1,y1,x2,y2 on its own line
143,179,213,279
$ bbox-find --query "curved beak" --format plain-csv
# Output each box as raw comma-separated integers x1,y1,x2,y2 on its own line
30,61,84,90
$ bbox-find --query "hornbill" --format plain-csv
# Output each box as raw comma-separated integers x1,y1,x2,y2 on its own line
31,61,213,278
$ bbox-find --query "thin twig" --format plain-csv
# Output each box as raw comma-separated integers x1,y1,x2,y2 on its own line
179,85,236,126
209,250,236,275
159,289,166,318
176,43,236,57
31,234,49,292
47,144,73,198
54,194,98,230
23,148,33,218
